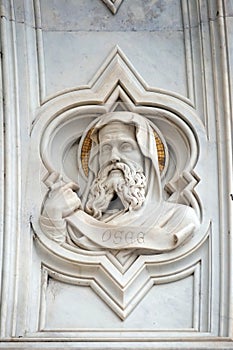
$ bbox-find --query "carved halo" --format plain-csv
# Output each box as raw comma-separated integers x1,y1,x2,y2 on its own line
80,119,167,177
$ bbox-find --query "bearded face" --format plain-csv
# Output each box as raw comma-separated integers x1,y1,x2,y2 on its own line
85,161,146,220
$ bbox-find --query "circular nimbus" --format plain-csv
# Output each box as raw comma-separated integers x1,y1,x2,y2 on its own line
80,117,168,178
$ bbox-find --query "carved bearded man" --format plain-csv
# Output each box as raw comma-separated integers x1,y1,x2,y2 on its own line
40,112,199,252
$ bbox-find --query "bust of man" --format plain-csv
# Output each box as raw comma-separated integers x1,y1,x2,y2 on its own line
40,112,199,252
85,121,146,220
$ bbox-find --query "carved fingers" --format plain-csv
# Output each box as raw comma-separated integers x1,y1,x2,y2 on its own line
43,181,81,219
60,183,82,217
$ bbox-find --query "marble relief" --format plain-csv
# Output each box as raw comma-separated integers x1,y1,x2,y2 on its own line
1,0,232,347
40,112,199,253
30,47,205,320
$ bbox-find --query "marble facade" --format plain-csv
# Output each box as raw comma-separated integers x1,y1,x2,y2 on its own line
0,1,233,349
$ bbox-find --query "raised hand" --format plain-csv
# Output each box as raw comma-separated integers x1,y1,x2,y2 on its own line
43,181,82,220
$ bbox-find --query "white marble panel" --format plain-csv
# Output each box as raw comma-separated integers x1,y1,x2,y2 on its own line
39,0,183,32
44,276,194,330
0,0,233,348
42,31,187,98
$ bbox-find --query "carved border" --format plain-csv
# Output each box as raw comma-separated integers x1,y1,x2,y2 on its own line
28,0,231,344
181,0,195,105
33,0,46,104
1,341,233,349
209,0,233,337
0,0,22,338
37,262,201,333
0,0,232,348
27,43,211,323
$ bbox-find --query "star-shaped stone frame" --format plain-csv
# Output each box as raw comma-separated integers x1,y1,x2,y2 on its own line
31,47,207,321
101,0,124,14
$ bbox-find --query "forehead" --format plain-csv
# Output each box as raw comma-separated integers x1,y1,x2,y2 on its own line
98,122,136,141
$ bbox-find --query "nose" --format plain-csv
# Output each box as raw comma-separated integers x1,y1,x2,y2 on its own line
111,147,120,163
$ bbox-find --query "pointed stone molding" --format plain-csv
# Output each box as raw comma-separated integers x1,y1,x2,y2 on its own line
31,46,208,320
101,0,124,14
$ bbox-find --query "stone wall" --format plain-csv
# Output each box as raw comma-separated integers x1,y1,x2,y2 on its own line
0,1,232,349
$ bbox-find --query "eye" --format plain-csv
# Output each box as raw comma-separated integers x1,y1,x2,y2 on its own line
101,143,112,152
121,142,133,152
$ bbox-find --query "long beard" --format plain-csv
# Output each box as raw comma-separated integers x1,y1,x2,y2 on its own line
85,161,146,220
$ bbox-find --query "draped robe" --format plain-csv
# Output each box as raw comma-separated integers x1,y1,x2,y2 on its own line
40,112,199,252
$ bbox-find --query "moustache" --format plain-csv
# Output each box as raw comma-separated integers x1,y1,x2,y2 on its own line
97,160,143,180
